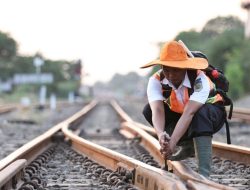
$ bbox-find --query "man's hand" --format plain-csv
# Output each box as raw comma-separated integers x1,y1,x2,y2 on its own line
160,147,172,159
160,142,176,159
158,131,170,147
158,132,173,159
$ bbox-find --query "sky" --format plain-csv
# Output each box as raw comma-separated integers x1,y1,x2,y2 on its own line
0,0,247,85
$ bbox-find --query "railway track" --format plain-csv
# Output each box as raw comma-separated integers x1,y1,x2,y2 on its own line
229,107,250,124
0,105,16,115
0,102,85,160
113,100,250,189
77,102,160,168
0,101,183,190
0,100,249,189
0,101,76,115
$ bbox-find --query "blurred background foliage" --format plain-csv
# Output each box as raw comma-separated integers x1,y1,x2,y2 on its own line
154,16,249,100
1,15,250,101
0,31,81,101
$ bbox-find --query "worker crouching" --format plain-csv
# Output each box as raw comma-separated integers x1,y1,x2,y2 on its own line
141,41,226,178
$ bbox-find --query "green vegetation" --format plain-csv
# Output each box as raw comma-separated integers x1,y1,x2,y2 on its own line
0,31,82,102
152,16,250,100
1,15,250,101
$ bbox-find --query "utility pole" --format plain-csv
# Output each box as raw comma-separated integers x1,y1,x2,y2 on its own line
33,55,46,109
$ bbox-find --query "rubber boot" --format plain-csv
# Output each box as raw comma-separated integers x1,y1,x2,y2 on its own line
193,136,212,178
170,140,195,161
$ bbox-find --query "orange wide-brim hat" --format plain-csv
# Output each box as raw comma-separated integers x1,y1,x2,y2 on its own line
141,41,208,69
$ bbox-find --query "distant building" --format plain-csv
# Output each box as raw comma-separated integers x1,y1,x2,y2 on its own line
0,73,53,93
0,80,12,92
13,73,53,84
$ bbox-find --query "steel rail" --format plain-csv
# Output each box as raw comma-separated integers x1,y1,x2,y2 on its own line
0,100,77,115
62,121,187,190
111,100,239,190
121,121,236,190
1,100,248,190
0,105,16,114
0,100,97,172
0,100,188,190
230,107,250,115
226,107,250,123
111,100,250,164
0,100,97,189
0,159,26,189
212,141,250,164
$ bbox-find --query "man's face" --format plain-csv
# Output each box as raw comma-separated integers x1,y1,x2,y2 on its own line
161,66,186,88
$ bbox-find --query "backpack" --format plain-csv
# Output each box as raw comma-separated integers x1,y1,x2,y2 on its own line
191,51,233,144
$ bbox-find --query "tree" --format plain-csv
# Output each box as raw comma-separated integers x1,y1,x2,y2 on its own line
201,16,244,39
146,16,250,99
175,30,206,51
0,31,17,59
206,29,244,71
228,40,250,93
225,49,244,99
0,31,18,80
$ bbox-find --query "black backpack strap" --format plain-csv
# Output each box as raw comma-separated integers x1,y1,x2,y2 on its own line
225,119,231,144
223,95,233,144
187,70,197,96
227,98,233,120
216,89,234,119
216,90,233,145
161,84,172,99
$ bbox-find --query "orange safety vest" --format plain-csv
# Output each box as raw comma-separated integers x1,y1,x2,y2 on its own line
153,70,224,113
